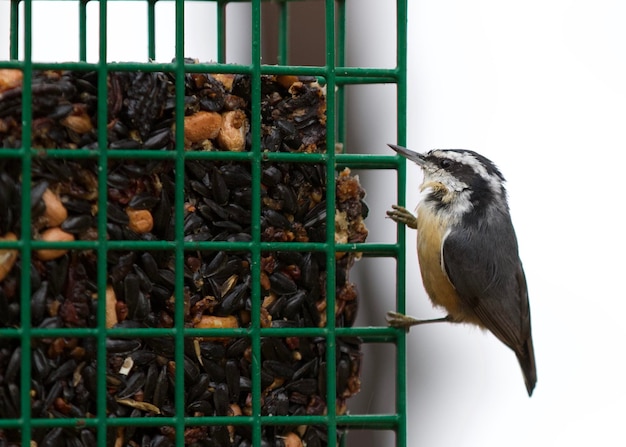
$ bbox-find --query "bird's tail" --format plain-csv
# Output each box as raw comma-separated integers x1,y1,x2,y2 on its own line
516,336,537,396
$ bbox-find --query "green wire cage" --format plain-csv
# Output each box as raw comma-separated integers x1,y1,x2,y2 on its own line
0,1,408,446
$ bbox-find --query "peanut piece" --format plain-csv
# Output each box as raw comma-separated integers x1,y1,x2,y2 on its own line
36,227,75,260
217,110,248,152
282,433,303,447
0,69,23,93
194,315,239,330
42,188,68,227
227,403,242,440
0,232,18,282
126,208,154,234
213,74,235,91
276,75,299,90
184,111,222,144
105,285,118,329
194,315,239,342
61,107,93,134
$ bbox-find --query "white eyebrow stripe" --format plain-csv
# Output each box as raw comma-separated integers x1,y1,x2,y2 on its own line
431,150,502,193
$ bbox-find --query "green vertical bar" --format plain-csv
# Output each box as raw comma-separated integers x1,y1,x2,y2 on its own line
395,0,408,446
324,0,337,445
174,1,186,446
335,0,345,69
216,0,226,63
147,0,156,60
250,0,262,444
335,0,345,149
277,0,288,65
396,0,408,148
19,0,33,445
10,0,19,59
79,0,87,61
96,0,109,445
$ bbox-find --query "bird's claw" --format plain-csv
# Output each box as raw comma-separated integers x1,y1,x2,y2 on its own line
387,311,452,330
386,311,420,331
386,205,418,229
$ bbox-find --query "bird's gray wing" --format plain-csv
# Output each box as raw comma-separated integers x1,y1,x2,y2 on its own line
442,215,531,351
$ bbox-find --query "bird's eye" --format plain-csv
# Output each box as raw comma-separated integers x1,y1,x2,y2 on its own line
439,159,452,169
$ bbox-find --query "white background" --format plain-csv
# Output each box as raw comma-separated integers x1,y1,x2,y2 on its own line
348,1,626,446
2,1,626,446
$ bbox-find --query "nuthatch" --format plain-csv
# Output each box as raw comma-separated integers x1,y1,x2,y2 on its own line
386,144,537,396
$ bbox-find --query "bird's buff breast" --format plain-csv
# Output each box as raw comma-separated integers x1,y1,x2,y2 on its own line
416,203,463,319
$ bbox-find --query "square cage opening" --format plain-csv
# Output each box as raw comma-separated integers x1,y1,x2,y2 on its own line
0,1,409,446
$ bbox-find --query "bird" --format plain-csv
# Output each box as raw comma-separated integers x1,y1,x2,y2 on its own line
386,144,537,396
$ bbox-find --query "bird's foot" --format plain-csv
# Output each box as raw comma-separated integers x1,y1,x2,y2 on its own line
386,205,418,229
386,311,452,331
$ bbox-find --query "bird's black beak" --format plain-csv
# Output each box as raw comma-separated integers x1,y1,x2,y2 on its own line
387,144,426,166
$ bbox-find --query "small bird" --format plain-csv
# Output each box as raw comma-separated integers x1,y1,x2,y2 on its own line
386,144,537,396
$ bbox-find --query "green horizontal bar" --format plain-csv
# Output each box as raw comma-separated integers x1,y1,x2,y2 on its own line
0,418,100,429
107,326,396,339
105,327,175,337
28,240,99,250
0,60,399,83
0,242,397,260
0,59,196,73
22,151,400,166
241,327,328,338
171,241,386,253
4,0,310,3
264,153,403,168
109,416,256,428
336,153,405,166
0,326,400,342
36,149,181,160
257,65,398,79
9,151,402,168
107,240,241,251
24,149,248,160
189,241,329,252
0,328,99,338
335,76,398,85
106,327,250,338
0,243,396,256
112,414,398,429
336,326,400,342
183,150,254,161
222,0,312,3
105,414,400,429
258,414,399,428
0,149,24,158
255,327,401,343
0,61,21,69
336,414,400,430
0,61,249,74
0,413,399,430
32,328,99,337
29,149,104,159
259,152,328,162
336,242,399,256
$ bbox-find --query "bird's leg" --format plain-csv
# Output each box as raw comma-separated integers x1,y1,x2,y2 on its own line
386,311,452,331
386,204,417,229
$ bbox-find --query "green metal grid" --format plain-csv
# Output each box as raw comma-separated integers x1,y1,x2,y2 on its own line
0,0,408,445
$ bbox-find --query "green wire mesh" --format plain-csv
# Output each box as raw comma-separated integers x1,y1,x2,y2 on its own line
0,0,408,445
